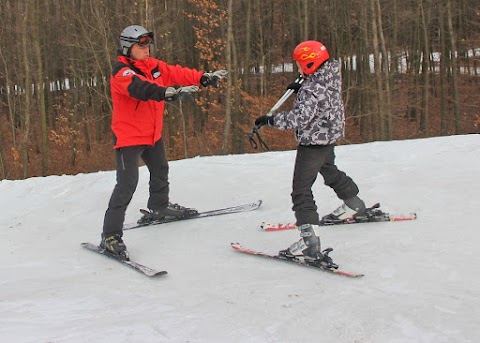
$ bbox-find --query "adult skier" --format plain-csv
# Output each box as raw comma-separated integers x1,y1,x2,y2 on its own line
102,25,227,258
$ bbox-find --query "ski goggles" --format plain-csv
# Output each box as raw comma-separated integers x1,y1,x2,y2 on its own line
121,32,154,46
136,33,154,46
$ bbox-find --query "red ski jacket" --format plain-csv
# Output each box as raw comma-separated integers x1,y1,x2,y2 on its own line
110,55,203,148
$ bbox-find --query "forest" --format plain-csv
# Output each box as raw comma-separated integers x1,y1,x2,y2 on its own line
0,0,479,180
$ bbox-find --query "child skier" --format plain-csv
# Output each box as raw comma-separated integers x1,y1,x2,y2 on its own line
254,40,366,266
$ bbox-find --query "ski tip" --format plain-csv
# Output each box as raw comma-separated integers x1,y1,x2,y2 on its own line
389,213,417,221
149,270,168,277
231,242,250,252
230,242,266,255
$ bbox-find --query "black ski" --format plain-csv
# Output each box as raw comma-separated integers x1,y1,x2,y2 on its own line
124,200,262,230
81,242,167,277
231,243,364,278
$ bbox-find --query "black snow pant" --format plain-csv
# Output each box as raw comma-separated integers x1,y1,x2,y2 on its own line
103,138,169,236
292,144,359,226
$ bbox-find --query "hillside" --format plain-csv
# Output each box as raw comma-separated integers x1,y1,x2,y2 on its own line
1,134,479,343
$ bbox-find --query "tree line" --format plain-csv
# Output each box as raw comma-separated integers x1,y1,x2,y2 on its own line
0,0,479,180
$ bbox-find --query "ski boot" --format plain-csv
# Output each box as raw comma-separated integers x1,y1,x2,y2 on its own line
279,224,322,260
137,202,198,224
279,224,339,270
351,203,389,223
100,234,129,260
304,248,339,270
321,196,366,224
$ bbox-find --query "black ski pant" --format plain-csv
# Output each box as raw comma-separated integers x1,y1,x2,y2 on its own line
103,138,169,236
292,144,359,226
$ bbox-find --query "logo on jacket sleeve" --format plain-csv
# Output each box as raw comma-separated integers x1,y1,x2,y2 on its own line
122,69,136,77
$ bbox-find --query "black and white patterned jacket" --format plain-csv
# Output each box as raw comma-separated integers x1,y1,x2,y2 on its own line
273,60,345,146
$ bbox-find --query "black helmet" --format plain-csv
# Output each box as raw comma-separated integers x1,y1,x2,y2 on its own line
119,25,154,56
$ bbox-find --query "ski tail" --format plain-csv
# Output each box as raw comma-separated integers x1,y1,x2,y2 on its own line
81,242,167,277
260,203,416,231
231,243,364,278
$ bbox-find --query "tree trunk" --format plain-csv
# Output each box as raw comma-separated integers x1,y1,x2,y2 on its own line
438,3,448,134
243,0,252,93
21,1,32,178
375,0,392,139
419,0,430,133
222,0,234,153
370,0,385,140
33,1,48,175
303,0,308,40
446,0,461,134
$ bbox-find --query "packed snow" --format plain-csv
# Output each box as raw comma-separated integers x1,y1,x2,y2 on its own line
1,134,479,343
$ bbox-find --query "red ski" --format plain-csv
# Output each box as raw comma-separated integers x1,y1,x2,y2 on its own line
261,203,416,231
231,243,364,278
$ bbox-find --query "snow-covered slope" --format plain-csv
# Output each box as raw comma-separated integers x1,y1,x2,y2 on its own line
1,134,479,343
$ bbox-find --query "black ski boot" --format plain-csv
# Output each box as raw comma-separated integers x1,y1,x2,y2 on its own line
138,202,198,224
100,234,129,260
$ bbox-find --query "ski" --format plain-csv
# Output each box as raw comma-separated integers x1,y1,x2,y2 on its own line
261,203,416,231
124,200,262,230
231,243,364,278
81,242,167,277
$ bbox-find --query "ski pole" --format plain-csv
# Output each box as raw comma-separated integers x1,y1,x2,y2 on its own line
248,74,304,150
266,75,304,116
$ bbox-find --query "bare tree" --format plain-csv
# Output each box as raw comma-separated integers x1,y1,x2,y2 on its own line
438,1,449,134
370,0,385,140
446,0,461,134
419,0,431,133
32,1,48,175
222,0,234,153
21,1,32,177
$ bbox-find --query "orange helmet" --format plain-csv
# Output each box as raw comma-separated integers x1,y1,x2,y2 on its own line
292,40,329,75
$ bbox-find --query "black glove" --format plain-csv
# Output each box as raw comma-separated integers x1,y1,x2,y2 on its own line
286,82,302,93
200,70,228,88
255,115,274,127
164,86,199,102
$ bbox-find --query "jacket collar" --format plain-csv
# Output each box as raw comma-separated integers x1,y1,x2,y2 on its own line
117,55,153,73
